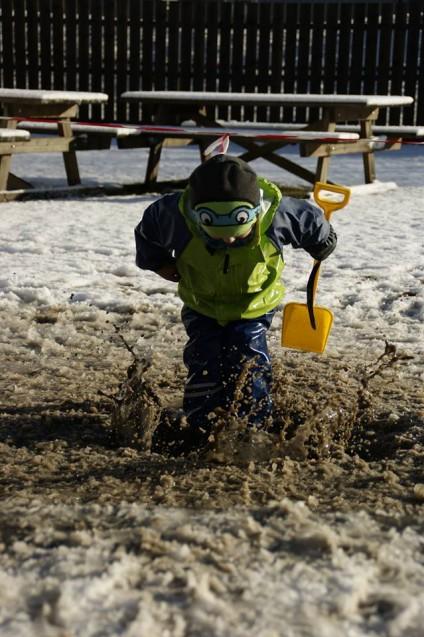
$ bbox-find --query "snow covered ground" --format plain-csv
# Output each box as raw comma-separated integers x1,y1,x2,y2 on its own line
0,143,423,636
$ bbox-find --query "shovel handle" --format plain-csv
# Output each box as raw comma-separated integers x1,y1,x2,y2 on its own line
310,181,351,305
313,182,351,221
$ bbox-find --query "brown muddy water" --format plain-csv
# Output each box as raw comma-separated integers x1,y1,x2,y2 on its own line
1,307,423,636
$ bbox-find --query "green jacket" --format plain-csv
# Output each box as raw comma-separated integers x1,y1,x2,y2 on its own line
176,177,284,323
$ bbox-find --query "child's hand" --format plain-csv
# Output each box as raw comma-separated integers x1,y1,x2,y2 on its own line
157,264,180,282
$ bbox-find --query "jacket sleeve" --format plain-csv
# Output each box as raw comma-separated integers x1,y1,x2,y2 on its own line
134,193,191,272
267,197,337,261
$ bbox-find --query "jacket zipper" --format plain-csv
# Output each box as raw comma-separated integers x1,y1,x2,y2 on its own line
223,253,230,274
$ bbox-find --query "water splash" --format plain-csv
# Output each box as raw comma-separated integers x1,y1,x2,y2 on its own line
110,331,416,468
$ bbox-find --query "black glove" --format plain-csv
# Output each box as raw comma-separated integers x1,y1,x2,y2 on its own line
305,225,337,261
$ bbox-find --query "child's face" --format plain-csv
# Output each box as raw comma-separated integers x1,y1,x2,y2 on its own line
191,200,260,240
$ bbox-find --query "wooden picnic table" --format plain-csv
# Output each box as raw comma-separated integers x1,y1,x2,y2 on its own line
121,90,413,185
0,88,108,191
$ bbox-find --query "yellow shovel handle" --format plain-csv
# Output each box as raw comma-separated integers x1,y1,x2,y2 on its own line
313,182,351,221
311,182,351,300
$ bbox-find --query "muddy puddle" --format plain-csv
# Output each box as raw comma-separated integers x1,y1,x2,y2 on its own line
1,309,423,636
1,321,423,516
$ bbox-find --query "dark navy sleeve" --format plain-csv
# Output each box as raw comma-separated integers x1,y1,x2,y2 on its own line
267,197,337,261
134,193,192,271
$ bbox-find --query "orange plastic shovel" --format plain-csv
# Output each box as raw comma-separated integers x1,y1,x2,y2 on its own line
281,181,351,353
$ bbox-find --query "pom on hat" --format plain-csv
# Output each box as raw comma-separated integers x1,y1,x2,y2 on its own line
189,155,260,207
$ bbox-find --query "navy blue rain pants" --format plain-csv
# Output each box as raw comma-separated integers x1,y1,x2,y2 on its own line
181,305,275,430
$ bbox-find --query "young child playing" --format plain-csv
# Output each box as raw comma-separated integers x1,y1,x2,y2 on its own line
135,154,337,454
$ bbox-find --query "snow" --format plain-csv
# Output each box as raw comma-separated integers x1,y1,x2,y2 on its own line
1,143,423,358
0,88,108,104
0,130,30,141
0,142,423,636
121,90,414,107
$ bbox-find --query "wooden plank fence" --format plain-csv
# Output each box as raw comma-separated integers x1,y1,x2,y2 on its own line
0,0,422,125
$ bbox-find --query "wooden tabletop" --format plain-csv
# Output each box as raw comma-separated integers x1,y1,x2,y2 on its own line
121,90,413,108
0,88,108,105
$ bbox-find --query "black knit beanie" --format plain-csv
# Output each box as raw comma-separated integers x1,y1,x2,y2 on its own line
189,154,260,207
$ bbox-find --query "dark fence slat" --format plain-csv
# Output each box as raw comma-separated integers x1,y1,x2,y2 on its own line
39,0,52,89
216,2,232,120
309,2,325,122
77,0,90,119
140,0,156,123
310,3,325,94
363,3,379,96
269,2,284,122
336,3,353,97
127,0,141,122
14,0,27,88
218,1,232,119
283,4,297,123
77,1,89,88
192,0,206,92
26,0,39,89
377,3,394,123
116,0,129,121
51,0,65,91
64,0,77,91
1,0,15,88
90,0,104,122
1,0,14,88
205,1,218,97
229,2,245,121
257,2,272,121
350,3,366,94
323,4,338,95
153,1,166,96
404,2,423,125
296,3,311,122
141,0,154,111
205,1,218,121
103,0,115,120
180,1,193,91
297,2,311,93
390,2,408,125
167,2,180,91
244,3,258,121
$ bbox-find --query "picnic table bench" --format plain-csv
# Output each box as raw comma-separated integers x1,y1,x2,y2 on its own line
15,120,144,150
121,90,414,186
14,119,360,186
0,88,108,190
216,120,424,141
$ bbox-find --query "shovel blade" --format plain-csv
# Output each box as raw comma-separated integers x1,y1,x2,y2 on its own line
281,302,334,353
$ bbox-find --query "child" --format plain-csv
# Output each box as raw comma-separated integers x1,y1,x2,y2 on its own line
135,154,337,454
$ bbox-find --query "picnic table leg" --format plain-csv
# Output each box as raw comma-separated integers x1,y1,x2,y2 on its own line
0,118,15,190
0,118,34,190
360,120,376,183
57,120,81,186
314,119,336,183
0,153,12,191
315,156,330,183
145,140,163,184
